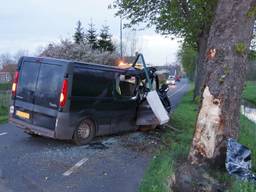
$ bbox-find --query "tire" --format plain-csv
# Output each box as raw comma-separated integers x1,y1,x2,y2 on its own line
73,118,96,145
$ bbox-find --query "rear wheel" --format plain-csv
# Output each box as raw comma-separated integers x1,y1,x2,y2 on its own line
73,118,96,145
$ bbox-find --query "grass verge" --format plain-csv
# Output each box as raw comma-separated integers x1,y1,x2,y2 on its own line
243,81,256,105
0,106,8,124
139,90,256,192
0,83,11,91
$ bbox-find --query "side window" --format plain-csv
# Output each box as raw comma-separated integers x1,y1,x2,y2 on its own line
115,74,137,97
72,69,114,97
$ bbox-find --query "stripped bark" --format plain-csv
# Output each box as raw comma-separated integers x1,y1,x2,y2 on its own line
189,0,256,166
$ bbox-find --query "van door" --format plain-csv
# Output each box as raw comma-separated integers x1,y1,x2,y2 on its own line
33,63,66,130
14,62,41,124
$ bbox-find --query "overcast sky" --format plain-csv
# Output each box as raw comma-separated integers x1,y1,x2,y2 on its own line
0,0,181,65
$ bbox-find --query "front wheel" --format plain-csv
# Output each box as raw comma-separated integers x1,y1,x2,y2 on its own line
73,118,96,145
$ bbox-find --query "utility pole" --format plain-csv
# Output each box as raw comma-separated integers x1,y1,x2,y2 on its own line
120,16,123,59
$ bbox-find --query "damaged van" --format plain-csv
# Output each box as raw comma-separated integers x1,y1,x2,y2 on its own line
9,54,171,145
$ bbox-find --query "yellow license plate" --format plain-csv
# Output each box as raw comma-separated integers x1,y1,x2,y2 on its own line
16,110,30,119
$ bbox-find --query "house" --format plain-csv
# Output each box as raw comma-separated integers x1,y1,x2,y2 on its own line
0,72,11,83
0,64,17,83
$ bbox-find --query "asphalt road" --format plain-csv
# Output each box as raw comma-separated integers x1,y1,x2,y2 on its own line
0,79,189,192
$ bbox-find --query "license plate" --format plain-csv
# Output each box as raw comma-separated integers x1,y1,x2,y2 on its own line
16,110,30,119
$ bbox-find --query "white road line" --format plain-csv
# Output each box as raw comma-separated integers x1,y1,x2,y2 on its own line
63,158,88,176
169,84,187,97
0,132,7,136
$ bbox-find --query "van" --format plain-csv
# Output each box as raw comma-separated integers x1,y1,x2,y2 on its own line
9,55,171,145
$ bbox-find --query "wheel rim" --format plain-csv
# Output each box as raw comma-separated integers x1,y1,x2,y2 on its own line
78,121,91,139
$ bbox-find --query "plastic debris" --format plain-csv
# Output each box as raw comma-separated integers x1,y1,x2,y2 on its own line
226,138,256,182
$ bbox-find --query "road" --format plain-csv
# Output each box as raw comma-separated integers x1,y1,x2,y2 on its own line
0,79,189,192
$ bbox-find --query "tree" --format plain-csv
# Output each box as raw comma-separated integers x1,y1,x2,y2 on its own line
177,44,197,81
73,20,85,44
188,0,256,166
113,0,218,99
39,39,118,65
85,22,98,50
115,0,256,168
98,25,115,52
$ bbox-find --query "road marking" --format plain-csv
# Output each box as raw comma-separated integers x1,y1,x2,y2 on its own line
0,132,7,136
169,84,187,97
63,158,88,176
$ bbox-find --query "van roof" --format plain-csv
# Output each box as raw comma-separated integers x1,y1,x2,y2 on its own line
21,56,152,77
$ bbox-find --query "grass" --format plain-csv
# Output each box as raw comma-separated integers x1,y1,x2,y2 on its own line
0,89,10,124
139,90,197,192
0,106,8,124
0,83,11,91
139,89,256,192
243,81,256,105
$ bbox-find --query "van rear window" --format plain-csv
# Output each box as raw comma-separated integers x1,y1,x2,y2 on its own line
35,63,65,107
16,62,40,102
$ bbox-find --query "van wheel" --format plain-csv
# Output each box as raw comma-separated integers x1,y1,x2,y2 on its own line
73,118,96,145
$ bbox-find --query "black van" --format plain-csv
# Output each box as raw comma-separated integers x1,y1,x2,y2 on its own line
9,55,170,145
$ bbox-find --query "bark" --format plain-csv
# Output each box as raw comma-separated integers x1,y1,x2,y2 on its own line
193,28,210,100
189,0,256,167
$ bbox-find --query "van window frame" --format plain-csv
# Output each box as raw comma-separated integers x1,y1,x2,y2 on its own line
113,73,139,100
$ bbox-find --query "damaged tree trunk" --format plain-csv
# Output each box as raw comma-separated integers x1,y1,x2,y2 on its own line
189,0,256,166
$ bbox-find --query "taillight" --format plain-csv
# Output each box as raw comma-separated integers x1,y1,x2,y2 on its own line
59,79,68,107
12,71,19,97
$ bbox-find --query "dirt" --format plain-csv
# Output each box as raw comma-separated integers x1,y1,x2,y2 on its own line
172,162,225,192
118,130,162,154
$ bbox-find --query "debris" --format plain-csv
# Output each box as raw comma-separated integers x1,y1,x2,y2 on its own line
146,90,170,125
164,124,182,133
226,138,256,182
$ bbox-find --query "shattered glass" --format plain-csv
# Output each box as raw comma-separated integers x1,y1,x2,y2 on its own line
226,138,256,182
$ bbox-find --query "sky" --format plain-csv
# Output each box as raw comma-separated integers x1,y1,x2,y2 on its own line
0,0,181,65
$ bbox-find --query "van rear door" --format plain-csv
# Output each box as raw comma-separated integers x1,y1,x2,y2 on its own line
33,62,66,130
15,61,40,124
14,59,67,130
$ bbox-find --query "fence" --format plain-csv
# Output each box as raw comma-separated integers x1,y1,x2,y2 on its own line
0,90,11,108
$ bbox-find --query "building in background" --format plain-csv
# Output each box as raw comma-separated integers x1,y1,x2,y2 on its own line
0,72,11,83
0,64,17,83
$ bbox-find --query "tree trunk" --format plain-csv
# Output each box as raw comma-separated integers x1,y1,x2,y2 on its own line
189,0,256,167
193,29,209,100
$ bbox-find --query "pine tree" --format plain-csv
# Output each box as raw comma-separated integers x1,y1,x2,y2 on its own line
85,22,98,50
98,25,115,52
73,20,85,44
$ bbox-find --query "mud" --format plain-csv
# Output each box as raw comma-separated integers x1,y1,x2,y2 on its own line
172,163,224,192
